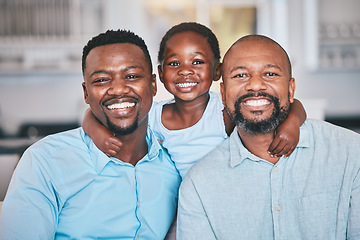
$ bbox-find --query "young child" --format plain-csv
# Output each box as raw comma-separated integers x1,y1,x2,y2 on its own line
83,22,306,178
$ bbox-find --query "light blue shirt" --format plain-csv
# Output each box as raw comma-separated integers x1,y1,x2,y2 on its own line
177,119,360,240
0,127,181,240
148,91,228,178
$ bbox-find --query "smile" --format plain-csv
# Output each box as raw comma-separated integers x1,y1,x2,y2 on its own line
107,102,136,110
243,99,271,107
176,82,198,88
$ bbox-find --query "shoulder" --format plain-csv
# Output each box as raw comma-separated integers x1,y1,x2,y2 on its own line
149,99,173,126
202,92,226,128
209,91,224,108
13,128,91,189
28,128,86,153
21,128,89,167
302,119,360,144
299,119,360,167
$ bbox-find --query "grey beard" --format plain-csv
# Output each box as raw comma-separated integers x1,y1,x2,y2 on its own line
226,92,290,135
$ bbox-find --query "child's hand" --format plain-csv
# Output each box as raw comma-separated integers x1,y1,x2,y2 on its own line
82,108,122,157
268,99,305,158
268,120,299,158
100,134,122,157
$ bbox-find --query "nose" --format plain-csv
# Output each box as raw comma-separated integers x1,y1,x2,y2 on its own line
178,63,194,76
107,78,131,95
245,76,267,92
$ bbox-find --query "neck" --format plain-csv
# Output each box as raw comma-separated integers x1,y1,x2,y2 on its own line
174,91,210,115
236,126,280,164
113,121,148,166
162,92,210,130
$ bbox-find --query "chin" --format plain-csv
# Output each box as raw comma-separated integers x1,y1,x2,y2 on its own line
106,116,139,136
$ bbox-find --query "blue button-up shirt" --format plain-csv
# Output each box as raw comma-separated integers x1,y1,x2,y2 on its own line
177,119,360,240
0,127,181,240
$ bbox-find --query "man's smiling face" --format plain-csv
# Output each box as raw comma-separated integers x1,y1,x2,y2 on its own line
221,37,295,134
82,43,156,136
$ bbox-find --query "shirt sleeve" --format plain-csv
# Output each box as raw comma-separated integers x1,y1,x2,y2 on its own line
0,149,59,239
176,174,216,240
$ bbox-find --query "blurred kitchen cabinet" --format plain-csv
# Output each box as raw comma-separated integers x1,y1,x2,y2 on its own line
304,0,360,71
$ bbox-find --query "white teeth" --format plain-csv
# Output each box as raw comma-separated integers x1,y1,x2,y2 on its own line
244,99,270,107
176,82,197,88
107,102,135,110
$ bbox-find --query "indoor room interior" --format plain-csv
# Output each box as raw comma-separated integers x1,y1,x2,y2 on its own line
0,0,359,205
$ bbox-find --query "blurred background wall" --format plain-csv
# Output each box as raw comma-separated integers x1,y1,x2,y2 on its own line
0,0,359,147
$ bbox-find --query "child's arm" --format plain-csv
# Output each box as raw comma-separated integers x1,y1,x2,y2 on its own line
82,108,122,157
268,99,307,157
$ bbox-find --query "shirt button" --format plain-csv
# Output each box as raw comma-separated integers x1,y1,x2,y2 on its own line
137,202,140,207
135,236,139,240
273,166,278,172
275,205,281,211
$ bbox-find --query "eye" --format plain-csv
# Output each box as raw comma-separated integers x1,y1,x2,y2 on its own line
265,72,279,77
232,73,247,78
93,78,110,84
125,74,141,80
168,61,180,66
193,59,204,65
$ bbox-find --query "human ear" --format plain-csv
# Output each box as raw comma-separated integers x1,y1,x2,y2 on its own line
157,65,164,83
288,78,295,103
152,74,157,97
82,82,89,104
220,82,226,105
213,63,222,81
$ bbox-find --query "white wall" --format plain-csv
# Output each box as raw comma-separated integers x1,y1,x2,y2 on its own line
0,73,87,135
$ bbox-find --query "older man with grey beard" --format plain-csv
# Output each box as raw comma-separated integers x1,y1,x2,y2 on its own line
177,34,360,240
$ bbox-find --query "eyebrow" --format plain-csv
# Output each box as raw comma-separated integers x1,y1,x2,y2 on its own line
229,66,246,74
229,64,282,74
90,70,109,78
264,64,282,71
89,66,144,77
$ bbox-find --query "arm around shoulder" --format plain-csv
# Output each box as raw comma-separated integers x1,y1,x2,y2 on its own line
268,98,307,157
82,108,122,157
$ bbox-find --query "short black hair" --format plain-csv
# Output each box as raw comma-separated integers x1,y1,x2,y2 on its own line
157,22,220,64
82,29,152,74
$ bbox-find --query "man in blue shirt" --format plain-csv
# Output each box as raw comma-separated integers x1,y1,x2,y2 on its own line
177,35,360,239
0,30,181,239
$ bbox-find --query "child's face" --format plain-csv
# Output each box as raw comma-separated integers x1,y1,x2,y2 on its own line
158,31,220,102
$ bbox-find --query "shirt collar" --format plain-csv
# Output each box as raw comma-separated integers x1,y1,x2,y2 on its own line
229,129,261,168
81,127,162,174
297,121,310,148
229,121,310,168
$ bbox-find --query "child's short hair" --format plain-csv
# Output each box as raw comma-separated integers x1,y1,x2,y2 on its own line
82,29,152,74
157,22,220,64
